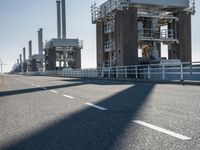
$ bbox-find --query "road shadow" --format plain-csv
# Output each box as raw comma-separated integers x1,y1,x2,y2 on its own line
0,82,85,97
0,77,141,97
1,83,154,150
61,78,136,85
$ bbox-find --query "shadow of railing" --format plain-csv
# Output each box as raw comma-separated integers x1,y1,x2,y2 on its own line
2,83,154,150
0,78,137,97
0,82,85,97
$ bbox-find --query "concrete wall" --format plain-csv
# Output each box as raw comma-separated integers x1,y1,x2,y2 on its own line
115,7,138,66
96,21,105,67
169,11,192,62
31,59,37,72
23,63,27,72
74,48,81,69
45,48,56,70
96,7,138,67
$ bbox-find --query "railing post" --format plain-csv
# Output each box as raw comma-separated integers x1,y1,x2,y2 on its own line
116,67,118,78
148,66,150,80
125,67,127,78
180,64,184,81
162,65,165,80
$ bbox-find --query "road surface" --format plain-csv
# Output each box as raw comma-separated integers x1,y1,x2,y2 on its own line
0,75,200,150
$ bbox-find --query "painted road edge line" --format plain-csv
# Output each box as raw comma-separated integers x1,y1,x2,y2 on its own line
85,103,108,111
133,120,191,140
63,94,74,99
50,90,58,94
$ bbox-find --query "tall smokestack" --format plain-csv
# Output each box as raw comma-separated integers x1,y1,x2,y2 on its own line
17,59,19,64
19,54,22,63
57,0,61,39
38,28,43,55
62,0,66,39
29,40,32,59
23,47,26,62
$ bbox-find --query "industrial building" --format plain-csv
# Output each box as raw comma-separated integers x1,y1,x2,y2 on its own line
30,28,45,72
17,28,44,73
44,0,83,70
13,0,82,73
91,0,196,67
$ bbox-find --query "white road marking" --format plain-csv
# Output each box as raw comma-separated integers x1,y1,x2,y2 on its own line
31,84,35,86
42,87,47,90
36,85,41,87
133,120,191,140
50,90,58,93
85,103,108,111
63,94,74,99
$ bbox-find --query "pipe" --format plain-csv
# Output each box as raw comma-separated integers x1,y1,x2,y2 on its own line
57,0,61,39
38,28,43,55
62,0,66,39
29,40,32,59
23,47,26,62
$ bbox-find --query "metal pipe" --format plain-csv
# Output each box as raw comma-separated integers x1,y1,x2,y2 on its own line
29,40,32,59
57,0,61,39
62,0,66,39
38,28,43,55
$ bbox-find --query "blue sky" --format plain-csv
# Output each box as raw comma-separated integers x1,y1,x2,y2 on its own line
0,0,199,72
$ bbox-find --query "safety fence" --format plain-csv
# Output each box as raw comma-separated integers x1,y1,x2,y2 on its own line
18,62,200,81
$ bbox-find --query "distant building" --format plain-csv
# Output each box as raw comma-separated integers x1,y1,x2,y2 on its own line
44,0,83,70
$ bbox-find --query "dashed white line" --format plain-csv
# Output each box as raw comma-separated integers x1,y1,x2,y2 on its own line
85,103,108,111
133,120,191,140
63,94,74,99
36,85,41,87
42,87,47,90
50,90,58,93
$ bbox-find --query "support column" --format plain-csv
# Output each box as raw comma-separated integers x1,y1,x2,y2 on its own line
96,21,104,67
115,7,138,66
63,48,67,68
169,11,192,62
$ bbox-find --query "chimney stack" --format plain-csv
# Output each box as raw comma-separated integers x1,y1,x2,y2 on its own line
38,28,43,55
57,0,61,39
19,54,22,63
62,0,66,39
29,40,32,59
23,47,26,62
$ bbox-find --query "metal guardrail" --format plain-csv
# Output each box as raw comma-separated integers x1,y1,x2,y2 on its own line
17,62,200,81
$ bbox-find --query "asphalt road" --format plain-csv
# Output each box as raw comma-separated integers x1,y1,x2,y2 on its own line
0,75,200,150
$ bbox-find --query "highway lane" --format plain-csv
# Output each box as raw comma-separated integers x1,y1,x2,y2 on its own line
0,75,200,150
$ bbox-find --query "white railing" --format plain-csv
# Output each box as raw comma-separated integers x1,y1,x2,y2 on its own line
17,62,200,81
138,28,177,41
